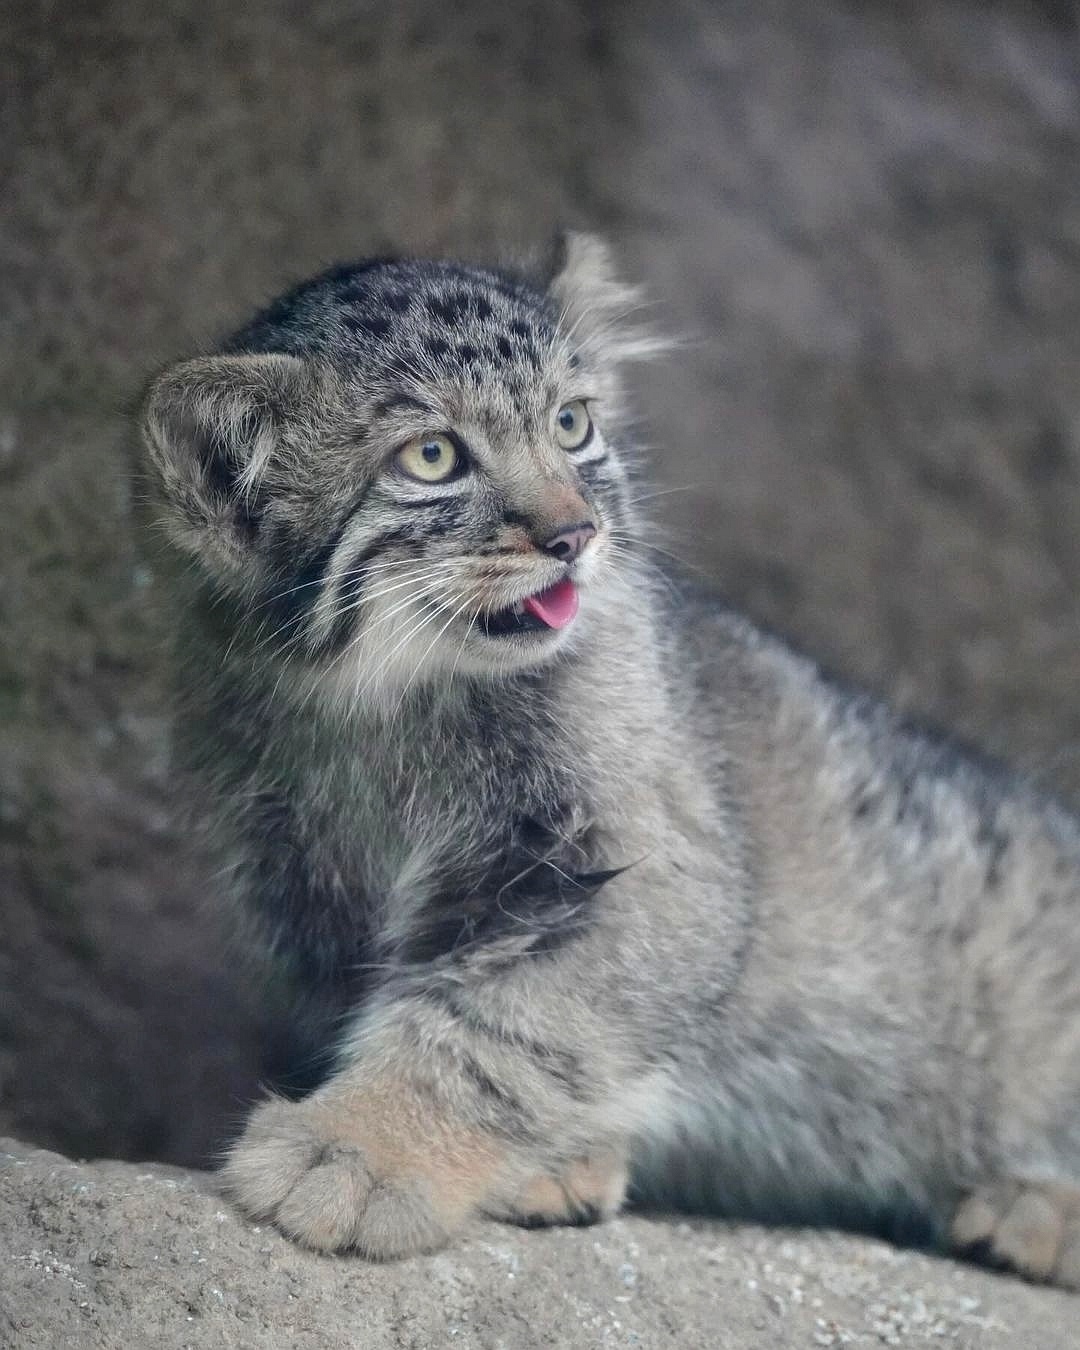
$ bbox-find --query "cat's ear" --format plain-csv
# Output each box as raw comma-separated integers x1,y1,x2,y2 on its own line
141,352,308,576
545,231,662,365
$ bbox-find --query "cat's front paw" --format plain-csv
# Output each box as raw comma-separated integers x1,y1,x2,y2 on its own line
222,1093,495,1257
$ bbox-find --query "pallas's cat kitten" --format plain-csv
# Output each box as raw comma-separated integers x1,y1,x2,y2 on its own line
142,234,1080,1284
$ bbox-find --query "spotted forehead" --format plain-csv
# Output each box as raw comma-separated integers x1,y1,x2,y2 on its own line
340,265,565,394
227,259,568,375
224,260,577,435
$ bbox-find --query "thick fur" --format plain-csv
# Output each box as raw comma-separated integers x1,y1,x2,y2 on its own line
142,234,1080,1283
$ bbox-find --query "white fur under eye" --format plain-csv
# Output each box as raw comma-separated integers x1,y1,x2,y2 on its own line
396,434,459,483
554,400,592,451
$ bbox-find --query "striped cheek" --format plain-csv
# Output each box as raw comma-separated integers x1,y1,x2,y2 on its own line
302,496,469,660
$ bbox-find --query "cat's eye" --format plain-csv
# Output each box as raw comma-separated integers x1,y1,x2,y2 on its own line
554,400,593,451
395,434,460,483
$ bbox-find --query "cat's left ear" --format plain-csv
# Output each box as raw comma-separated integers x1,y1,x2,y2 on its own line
544,230,662,365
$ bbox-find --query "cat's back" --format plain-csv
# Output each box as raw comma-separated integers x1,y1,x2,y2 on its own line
656,563,1080,947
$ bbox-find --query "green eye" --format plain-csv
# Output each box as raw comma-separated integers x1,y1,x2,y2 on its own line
396,434,459,483
554,400,593,451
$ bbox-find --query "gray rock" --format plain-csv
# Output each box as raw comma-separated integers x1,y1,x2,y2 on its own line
3,1138,1077,1349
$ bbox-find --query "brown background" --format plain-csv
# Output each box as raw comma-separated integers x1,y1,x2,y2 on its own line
2,0,1079,1168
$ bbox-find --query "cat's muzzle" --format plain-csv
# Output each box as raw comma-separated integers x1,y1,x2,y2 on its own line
478,576,579,638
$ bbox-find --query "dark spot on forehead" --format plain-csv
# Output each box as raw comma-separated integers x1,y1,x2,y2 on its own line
474,296,492,320
457,343,479,366
427,291,472,326
495,335,514,361
343,310,391,340
422,334,450,361
509,320,531,338
383,289,412,313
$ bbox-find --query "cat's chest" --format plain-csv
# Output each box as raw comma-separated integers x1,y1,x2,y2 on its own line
250,684,610,984
320,705,571,896
360,762,604,967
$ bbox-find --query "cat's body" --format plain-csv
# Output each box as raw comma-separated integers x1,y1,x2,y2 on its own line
143,235,1080,1283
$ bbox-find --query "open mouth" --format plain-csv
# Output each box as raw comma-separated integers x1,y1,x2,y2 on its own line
477,576,580,638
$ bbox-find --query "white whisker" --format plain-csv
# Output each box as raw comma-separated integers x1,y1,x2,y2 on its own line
390,589,480,723
350,591,463,708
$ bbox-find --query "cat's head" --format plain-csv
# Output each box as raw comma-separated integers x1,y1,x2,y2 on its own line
142,233,654,707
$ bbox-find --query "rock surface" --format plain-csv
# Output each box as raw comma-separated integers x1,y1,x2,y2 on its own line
2,1139,1076,1350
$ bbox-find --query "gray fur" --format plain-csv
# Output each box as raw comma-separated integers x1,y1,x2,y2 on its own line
141,234,1080,1281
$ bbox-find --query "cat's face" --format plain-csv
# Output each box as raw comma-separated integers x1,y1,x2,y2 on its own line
143,234,649,707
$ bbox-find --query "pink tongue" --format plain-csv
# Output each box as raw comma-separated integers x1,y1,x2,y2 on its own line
522,577,579,630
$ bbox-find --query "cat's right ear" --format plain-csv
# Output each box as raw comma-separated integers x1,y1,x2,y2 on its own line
141,353,308,578
544,231,665,367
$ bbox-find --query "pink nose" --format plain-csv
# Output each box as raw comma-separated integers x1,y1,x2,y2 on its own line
542,521,596,563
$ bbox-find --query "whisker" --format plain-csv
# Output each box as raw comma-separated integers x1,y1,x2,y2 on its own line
248,561,450,660
252,553,443,619
305,569,456,658
623,482,705,508
607,531,712,583
604,541,684,604
294,574,452,715
294,594,436,717
348,590,465,707
450,599,484,686
390,590,480,721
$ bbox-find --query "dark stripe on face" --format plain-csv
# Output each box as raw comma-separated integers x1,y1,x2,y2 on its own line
397,494,464,511
374,394,435,418
576,452,610,471
501,509,533,532
264,510,365,637
575,460,612,497
319,525,418,653
382,499,467,537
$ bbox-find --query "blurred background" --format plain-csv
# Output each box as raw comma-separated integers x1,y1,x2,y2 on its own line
2,0,1079,1168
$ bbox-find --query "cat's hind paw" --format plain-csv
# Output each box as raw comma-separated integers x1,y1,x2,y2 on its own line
951,1181,1080,1288
490,1147,628,1230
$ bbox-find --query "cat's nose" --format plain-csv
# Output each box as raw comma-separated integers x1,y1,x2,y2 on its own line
542,521,597,564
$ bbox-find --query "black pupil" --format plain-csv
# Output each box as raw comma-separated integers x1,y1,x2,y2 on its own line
422,441,442,462
560,410,575,430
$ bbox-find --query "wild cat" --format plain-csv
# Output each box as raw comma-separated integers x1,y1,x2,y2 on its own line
141,233,1080,1285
